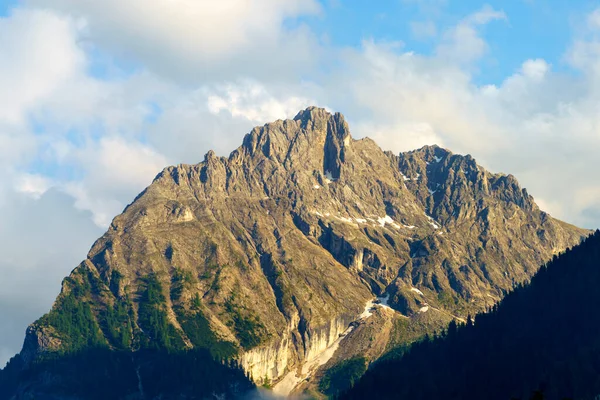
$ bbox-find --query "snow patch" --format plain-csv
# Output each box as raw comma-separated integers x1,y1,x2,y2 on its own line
401,172,411,181
410,287,424,296
337,216,354,224
360,301,375,319
313,184,321,189
377,215,402,229
433,156,443,163
324,170,337,183
377,215,393,227
355,218,367,223
403,224,416,229
377,295,393,311
428,188,437,195
419,306,430,313
424,213,441,229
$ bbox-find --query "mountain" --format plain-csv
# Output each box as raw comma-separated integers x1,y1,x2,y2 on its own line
342,230,600,400
0,107,589,399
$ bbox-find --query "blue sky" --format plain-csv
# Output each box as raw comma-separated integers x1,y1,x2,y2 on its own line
296,0,581,83
3,0,600,367
0,0,16,16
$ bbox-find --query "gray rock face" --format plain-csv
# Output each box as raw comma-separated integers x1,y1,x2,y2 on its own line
18,107,589,393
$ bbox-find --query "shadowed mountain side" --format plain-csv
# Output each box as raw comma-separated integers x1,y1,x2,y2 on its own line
343,231,600,400
0,348,253,399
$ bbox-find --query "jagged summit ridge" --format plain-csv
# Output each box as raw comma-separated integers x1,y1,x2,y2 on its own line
237,106,351,180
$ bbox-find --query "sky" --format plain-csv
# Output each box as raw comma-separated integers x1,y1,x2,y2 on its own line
2,0,600,366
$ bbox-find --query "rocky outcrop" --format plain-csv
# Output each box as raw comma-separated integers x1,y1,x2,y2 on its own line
8,107,589,397
240,314,352,383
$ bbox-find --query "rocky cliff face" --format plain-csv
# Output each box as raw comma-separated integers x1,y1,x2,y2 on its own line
8,107,588,397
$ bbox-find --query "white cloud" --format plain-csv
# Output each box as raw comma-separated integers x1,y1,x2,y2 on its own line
27,0,323,83
465,5,507,25
206,81,315,123
62,137,169,226
0,9,83,125
436,5,507,64
332,40,485,152
521,59,549,81
14,173,53,199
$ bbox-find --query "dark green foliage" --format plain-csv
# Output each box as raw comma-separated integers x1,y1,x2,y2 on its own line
319,357,367,397
102,300,132,349
0,355,23,396
191,292,202,310
170,267,194,301
224,295,267,350
0,271,254,399
85,268,105,296
40,271,106,352
0,348,254,400
137,274,185,350
174,306,238,360
109,269,122,297
343,231,600,400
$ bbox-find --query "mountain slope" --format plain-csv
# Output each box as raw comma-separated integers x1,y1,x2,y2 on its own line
343,230,600,400
0,107,589,398
1,348,254,399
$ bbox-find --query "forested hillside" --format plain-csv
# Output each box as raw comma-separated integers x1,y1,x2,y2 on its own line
0,348,253,399
343,231,600,400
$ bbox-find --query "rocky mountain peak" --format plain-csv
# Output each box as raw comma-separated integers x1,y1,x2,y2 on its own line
229,107,353,184
5,108,590,399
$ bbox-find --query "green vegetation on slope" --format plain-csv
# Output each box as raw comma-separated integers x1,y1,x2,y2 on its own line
319,357,367,398
102,300,133,350
343,231,600,400
137,274,185,350
38,269,106,353
224,292,269,350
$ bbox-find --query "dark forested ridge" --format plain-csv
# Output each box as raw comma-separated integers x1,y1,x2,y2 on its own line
0,348,254,399
342,231,600,400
